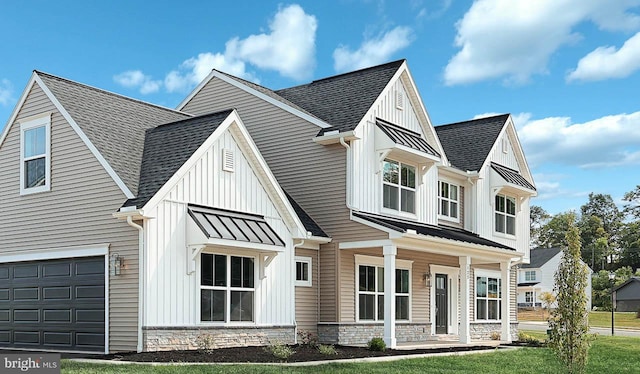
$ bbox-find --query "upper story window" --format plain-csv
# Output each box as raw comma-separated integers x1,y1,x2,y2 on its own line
495,194,516,235
19,114,51,195
438,181,459,221
524,270,536,281
382,159,416,214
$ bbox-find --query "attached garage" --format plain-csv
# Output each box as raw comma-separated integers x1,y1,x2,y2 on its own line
0,256,106,352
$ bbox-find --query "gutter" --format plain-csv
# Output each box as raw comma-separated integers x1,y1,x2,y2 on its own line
339,137,356,210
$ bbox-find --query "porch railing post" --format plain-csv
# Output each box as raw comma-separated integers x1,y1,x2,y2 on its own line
459,256,471,343
383,244,397,348
501,261,512,342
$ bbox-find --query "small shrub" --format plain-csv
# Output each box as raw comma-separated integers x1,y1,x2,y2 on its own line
196,333,215,353
265,342,295,361
517,331,543,346
490,331,501,340
367,337,386,351
317,344,337,355
297,329,318,346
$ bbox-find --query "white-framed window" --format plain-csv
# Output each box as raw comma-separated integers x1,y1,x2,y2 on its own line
438,181,459,221
382,159,416,214
524,270,536,281
200,253,255,323
19,114,51,195
502,138,508,153
295,256,312,287
525,291,533,304
495,194,516,235
475,270,502,321
355,255,412,322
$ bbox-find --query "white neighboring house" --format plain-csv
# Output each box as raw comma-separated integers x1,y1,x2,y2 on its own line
517,247,592,310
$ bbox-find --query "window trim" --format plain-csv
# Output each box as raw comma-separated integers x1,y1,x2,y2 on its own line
19,114,51,195
354,254,413,323
381,158,417,216
525,291,533,304
294,256,312,287
494,194,516,236
524,270,536,282
438,180,460,222
198,251,257,325
474,269,502,322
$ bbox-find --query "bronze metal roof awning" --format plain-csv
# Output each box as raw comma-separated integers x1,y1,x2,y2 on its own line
376,118,440,157
188,204,285,247
491,163,536,191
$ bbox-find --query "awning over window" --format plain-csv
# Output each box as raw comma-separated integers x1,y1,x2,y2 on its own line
491,163,536,191
188,204,285,247
375,118,440,158
518,282,541,287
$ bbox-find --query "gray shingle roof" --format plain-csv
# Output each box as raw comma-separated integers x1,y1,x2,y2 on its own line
37,72,190,195
124,110,233,208
522,247,562,268
283,190,328,238
376,118,440,157
434,114,509,172
491,162,536,191
276,60,405,134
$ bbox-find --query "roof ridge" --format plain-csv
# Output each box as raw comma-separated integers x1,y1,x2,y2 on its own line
35,70,189,116
213,70,275,92
435,113,510,129
154,109,233,129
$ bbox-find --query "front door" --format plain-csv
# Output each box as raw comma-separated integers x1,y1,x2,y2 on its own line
435,273,448,334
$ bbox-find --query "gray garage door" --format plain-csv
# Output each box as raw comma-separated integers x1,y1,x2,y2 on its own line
0,256,105,352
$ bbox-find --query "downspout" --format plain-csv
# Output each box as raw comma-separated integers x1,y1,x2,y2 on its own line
292,239,306,344
339,137,355,210
126,216,144,353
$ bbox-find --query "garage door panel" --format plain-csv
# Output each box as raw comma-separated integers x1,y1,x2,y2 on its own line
0,256,105,352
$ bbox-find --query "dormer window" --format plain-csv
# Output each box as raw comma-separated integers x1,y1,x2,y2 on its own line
495,194,516,235
382,159,416,214
438,181,459,221
524,270,536,281
20,114,51,195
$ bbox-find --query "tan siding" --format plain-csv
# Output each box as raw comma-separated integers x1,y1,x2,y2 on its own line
182,78,386,243
0,83,138,352
295,248,319,332
319,243,337,322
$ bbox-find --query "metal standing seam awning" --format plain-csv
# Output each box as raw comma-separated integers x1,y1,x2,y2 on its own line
491,162,536,192
186,204,286,274
375,118,441,160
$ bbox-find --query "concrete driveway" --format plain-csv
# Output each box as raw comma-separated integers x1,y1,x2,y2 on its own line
519,321,640,338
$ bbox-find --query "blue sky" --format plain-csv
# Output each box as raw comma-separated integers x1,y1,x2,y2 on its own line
1,0,639,215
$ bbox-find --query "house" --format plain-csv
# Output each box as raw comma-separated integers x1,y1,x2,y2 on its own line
614,277,640,312
517,247,592,310
0,59,537,354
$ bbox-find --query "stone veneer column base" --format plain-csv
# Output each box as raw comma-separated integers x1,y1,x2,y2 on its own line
142,325,295,351
469,322,519,341
318,323,431,345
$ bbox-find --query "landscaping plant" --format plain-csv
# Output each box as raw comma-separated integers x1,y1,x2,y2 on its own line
367,337,386,351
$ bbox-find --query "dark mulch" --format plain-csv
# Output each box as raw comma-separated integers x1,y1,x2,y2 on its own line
91,344,509,363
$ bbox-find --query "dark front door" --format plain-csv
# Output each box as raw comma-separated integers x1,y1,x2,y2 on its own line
435,273,448,334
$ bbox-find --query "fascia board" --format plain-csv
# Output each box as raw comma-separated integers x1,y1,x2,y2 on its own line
0,72,36,150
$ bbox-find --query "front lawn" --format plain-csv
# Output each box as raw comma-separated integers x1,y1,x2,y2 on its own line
62,334,640,373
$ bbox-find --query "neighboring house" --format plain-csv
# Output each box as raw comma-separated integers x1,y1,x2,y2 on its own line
517,247,592,310
0,59,537,354
614,277,640,312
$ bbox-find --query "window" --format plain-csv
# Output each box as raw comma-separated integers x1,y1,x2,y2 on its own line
356,259,411,321
524,270,536,281
495,194,516,235
200,253,255,322
502,138,508,153
295,256,312,287
476,273,501,321
382,159,416,214
525,291,533,304
438,181,459,220
20,114,51,195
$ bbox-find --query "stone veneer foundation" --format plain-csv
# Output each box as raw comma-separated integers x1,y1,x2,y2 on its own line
142,325,295,351
469,322,519,341
317,323,431,345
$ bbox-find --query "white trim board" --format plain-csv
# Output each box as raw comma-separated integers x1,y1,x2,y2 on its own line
0,243,110,263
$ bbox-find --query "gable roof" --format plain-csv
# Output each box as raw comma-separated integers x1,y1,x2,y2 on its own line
124,110,232,208
521,247,562,268
35,71,190,196
276,60,405,134
283,190,328,238
613,277,640,293
435,114,509,172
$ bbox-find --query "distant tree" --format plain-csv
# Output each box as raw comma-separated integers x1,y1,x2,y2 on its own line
578,215,609,271
580,193,623,266
618,221,640,272
591,267,638,310
548,219,591,374
530,205,551,248
538,211,577,248
623,185,640,219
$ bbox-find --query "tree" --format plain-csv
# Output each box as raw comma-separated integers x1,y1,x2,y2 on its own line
580,193,623,265
548,219,591,374
530,205,551,248
618,221,640,272
538,211,577,248
623,185,640,219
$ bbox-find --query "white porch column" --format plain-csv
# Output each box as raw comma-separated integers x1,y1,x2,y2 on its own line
383,244,397,348
501,261,512,342
459,256,471,343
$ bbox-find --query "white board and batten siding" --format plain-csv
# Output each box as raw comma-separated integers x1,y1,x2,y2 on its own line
0,82,139,352
350,77,439,225
144,128,295,327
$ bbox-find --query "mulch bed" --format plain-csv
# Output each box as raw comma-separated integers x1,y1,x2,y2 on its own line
91,344,507,363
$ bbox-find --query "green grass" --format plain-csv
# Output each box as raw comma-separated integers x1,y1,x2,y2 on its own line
61,334,640,374
589,311,640,329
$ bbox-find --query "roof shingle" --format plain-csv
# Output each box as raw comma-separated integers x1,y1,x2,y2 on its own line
522,247,562,268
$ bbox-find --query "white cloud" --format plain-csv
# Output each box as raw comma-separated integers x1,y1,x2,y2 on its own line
516,111,640,168
113,70,161,94
567,32,640,81
444,0,640,85
116,4,317,94
333,26,414,72
0,79,13,105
